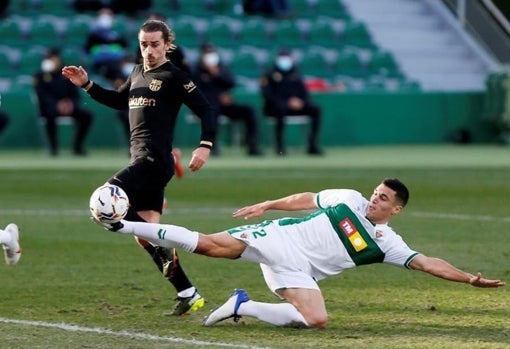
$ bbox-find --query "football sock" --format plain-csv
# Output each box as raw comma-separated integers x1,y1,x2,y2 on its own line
122,209,197,292
238,301,308,327
166,249,194,293
119,221,199,253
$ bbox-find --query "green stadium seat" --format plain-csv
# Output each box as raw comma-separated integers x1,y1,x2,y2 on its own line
342,21,374,48
299,51,331,78
39,0,74,16
173,20,202,47
204,20,238,48
230,51,262,79
64,21,92,46
333,50,365,77
16,47,46,76
27,20,62,46
307,21,339,46
238,19,271,48
273,20,306,48
0,20,27,45
368,50,401,77
0,50,15,78
61,46,89,68
316,0,349,18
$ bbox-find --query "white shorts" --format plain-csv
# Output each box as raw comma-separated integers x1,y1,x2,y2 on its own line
228,220,320,294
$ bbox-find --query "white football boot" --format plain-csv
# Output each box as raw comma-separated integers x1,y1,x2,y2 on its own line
203,289,250,326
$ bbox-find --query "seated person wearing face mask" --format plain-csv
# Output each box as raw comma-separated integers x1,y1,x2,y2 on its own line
192,43,262,156
85,7,128,81
33,48,94,156
260,49,323,156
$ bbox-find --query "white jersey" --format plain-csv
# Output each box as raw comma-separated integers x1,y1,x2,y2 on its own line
229,189,420,284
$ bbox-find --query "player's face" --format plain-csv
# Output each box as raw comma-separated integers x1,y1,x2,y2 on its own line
366,184,403,224
138,30,171,69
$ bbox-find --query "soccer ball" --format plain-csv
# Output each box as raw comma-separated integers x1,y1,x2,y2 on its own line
89,184,129,224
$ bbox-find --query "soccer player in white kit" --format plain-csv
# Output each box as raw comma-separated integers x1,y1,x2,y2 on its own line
0,223,21,265
96,178,505,328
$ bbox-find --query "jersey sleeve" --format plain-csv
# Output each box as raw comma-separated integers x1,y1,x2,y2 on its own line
379,228,420,269
176,69,216,144
86,81,129,110
315,189,365,210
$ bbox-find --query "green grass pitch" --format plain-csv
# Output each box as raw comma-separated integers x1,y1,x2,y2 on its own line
0,145,508,349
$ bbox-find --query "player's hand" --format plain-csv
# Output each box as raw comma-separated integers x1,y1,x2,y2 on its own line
61,65,89,87
189,147,210,172
233,202,268,220
469,272,505,288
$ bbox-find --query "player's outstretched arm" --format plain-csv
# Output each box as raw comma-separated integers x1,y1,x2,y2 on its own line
409,255,505,288
233,192,317,220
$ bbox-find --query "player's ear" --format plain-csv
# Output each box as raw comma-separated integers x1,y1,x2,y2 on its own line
391,205,403,216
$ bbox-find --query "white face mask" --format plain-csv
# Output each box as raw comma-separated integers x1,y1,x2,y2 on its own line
41,59,56,73
97,14,113,29
276,56,293,72
202,52,220,67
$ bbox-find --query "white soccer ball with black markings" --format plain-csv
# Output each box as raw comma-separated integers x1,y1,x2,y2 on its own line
89,184,129,224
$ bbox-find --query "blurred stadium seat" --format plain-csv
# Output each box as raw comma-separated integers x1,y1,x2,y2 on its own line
307,20,339,46
299,50,332,78
27,19,62,46
273,20,306,48
238,19,271,48
204,19,238,48
333,50,365,77
230,50,262,79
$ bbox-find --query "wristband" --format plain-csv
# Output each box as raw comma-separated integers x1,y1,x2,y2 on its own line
81,80,93,91
199,141,213,149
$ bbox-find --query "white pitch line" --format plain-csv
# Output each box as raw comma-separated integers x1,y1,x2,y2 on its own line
0,317,274,349
409,211,510,222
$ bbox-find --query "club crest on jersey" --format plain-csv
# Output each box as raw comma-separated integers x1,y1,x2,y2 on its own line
149,79,163,91
339,218,368,252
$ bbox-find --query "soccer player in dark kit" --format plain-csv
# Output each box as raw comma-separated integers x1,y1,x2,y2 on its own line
62,19,216,315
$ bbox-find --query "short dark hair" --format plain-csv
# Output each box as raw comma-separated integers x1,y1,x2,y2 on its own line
382,178,409,207
139,19,175,43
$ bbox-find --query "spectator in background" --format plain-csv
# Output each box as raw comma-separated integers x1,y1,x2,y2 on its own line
261,49,323,156
192,43,262,156
85,8,129,81
0,111,9,136
0,98,9,136
33,48,93,156
72,0,151,16
242,0,292,18
0,0,10,18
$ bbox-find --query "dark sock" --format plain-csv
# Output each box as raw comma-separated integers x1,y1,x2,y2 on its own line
124,207,195,294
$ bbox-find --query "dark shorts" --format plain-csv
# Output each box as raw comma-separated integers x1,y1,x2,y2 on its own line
108,157,173,213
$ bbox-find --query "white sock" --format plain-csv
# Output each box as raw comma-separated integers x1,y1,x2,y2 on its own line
238,300,308,327
0,229,10,246
177,286,196,298
119,221,199,253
